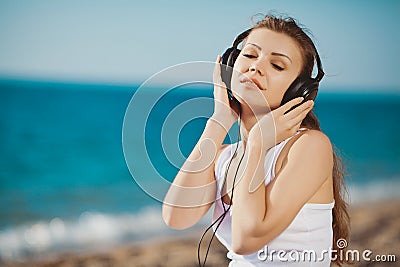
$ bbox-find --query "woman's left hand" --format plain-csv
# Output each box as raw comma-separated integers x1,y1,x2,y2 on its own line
248,97,314,150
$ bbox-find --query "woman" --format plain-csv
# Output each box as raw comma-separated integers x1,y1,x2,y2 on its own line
162,14,350,266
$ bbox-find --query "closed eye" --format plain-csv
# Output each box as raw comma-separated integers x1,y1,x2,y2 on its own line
243,54,257,59
272,63,284,71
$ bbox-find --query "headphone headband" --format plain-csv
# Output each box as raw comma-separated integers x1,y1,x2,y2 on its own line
313,51,324,82
232,29,252,48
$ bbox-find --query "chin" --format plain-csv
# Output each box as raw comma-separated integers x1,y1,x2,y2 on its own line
269,103,280,111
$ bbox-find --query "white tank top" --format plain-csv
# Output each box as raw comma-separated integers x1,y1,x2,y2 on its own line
212,130,335,266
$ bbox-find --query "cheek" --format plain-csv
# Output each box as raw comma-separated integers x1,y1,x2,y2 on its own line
232,57,248,75
230,62,245,88
231,71,243,84
265,80,291,109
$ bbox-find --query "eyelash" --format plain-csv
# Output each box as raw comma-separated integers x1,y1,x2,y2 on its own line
243,54,256,59
243,54,285,71
272,64,284,71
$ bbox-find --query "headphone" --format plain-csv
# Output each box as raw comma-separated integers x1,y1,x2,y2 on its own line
220,28,324,111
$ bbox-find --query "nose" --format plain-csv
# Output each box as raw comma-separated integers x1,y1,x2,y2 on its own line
249,61,264,76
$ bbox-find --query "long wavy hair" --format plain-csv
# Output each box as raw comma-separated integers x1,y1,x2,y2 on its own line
251,14,351,266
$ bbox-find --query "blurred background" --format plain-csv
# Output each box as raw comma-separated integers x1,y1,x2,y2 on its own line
0,0,399,265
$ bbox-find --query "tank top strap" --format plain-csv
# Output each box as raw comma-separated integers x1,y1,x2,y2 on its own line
215,128,310,193
264,138,289,186
264,128,309,186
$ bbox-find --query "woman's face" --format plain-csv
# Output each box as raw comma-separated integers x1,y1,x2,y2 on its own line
231,28,303,113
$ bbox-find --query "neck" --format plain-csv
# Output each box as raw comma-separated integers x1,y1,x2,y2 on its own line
237,104,268,147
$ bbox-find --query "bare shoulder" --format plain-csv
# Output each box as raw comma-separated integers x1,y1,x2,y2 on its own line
298,129,332,147
288,129,333,166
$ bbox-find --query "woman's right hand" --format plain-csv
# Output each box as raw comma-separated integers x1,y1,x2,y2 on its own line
211,55,240,129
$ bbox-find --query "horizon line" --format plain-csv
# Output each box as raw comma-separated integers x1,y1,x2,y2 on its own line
0,76,399,94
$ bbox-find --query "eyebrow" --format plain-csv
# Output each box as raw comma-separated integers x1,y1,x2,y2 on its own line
245,43,292,63
271,52,292,63
246,42,262,50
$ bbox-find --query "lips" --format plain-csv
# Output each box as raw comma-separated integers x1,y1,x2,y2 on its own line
239,76,265,90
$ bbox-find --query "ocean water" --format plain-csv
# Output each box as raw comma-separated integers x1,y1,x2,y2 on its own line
0,79,399,261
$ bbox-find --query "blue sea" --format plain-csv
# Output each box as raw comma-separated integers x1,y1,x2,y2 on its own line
0,79,399,261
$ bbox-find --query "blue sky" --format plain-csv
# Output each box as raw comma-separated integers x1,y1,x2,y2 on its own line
0,0,399,91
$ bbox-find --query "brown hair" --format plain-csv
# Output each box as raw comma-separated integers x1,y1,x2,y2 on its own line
252,14,351,266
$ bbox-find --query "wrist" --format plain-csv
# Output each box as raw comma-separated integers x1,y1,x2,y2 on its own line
209,114,235,132
248,133,274,152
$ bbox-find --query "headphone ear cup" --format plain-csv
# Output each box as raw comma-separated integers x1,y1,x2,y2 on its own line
281,77,303,106
221,47,240,89
301,81,319,101
221,48,233,86
281,78,319,111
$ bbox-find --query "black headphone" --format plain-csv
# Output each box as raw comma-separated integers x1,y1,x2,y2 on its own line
220,28,324,110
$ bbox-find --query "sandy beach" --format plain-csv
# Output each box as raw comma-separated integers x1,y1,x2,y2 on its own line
2,198,399,267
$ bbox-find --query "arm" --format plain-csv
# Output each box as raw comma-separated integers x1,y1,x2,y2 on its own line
162,56,238,230
231,130,333,254
162,118,229,230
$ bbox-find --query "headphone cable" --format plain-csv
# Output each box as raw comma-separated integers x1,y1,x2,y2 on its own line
197,109,246,267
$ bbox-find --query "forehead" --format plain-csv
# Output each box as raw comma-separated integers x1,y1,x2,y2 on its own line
244,28,303,60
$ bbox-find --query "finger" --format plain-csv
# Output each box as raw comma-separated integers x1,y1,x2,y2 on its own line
277,97,304,115
287,101,314,126
213,55,225,88
213,55,221,75
290,121,303,135
284,100,314,120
